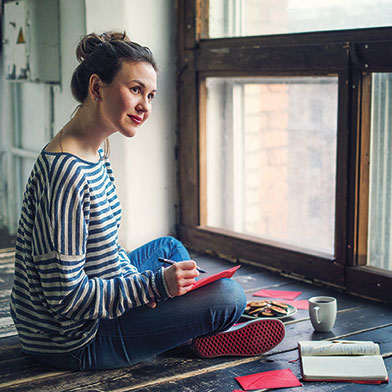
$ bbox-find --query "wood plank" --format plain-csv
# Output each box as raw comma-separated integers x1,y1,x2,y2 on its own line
0,229,16,250
0,254,16,337
176,0,198,50
0,337,25,363
197,0,209,40
346,266,392,303
356,40,392,71
198,77,207,227
177,0,200,228
0,255,17,338
334,68,350,267
0,357,68,391
196,32,392,74
0,252,15,261
0,317,16,338
196,43,347,74
354,72,372,266
345,42,362,269
177,51,200,227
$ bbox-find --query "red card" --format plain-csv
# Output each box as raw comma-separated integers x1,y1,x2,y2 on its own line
253,289,301,300
282,299,309,309
235,368,302,390
190,265,241,291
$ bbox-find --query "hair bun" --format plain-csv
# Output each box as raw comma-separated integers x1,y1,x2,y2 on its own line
76,31,130,63
100,31,130,43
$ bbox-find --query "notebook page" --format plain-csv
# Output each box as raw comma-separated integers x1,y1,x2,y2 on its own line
301,355,388,381
299,340,380,356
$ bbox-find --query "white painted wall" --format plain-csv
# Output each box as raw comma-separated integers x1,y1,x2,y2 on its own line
84,0,177,250
0,34,9,229
53,0,87,134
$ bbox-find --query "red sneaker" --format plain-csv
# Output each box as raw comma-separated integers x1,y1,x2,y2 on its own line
191,318,285,358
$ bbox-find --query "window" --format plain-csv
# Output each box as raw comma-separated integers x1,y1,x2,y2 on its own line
367,73,392,271
177,1,392,302
205,76,338,255
209,0,392,38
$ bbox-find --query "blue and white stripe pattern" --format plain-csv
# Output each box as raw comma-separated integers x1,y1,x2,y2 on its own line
10,150,169,354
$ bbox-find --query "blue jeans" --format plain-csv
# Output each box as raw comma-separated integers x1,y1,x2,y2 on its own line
33,236,247,370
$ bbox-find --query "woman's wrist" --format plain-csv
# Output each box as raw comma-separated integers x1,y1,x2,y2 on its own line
162,267,174,298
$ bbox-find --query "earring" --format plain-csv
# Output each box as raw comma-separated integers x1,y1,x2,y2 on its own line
95,97,99,101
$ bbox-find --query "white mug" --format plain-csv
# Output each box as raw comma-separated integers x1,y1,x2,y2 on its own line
308,296,337,332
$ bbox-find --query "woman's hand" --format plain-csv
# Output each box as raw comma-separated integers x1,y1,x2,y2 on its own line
163,260,199,297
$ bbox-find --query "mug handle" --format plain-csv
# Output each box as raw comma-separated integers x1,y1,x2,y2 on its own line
314,305,321,324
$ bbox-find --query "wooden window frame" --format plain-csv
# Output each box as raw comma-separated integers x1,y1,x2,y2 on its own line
176,1,392,302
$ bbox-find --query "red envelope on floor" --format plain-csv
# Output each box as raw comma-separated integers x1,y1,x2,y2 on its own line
235,368,302,390
190,265,241,291
253,289,301,300
282,299,309,309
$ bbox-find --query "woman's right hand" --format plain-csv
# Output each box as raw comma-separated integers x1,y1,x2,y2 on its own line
163,260,199,297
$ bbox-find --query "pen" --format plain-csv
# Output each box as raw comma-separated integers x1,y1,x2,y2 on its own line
158,257,207,273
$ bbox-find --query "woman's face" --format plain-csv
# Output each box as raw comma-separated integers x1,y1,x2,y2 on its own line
99,60,157,138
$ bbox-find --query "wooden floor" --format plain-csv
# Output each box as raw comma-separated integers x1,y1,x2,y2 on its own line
0,250,391,391
0,229,15,250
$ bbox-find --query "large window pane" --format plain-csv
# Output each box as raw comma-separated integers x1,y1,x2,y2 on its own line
367,73,392,271
209,0,392,38
205,76,338,255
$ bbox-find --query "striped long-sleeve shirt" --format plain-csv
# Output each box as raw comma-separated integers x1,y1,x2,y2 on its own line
10,149,170,354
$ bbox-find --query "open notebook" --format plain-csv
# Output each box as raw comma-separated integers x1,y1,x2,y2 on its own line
298,340,389,384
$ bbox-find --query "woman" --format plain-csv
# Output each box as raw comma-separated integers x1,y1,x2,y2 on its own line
10,31,285,370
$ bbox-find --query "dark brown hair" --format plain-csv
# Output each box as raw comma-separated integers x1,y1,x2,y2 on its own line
71,31,157,103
